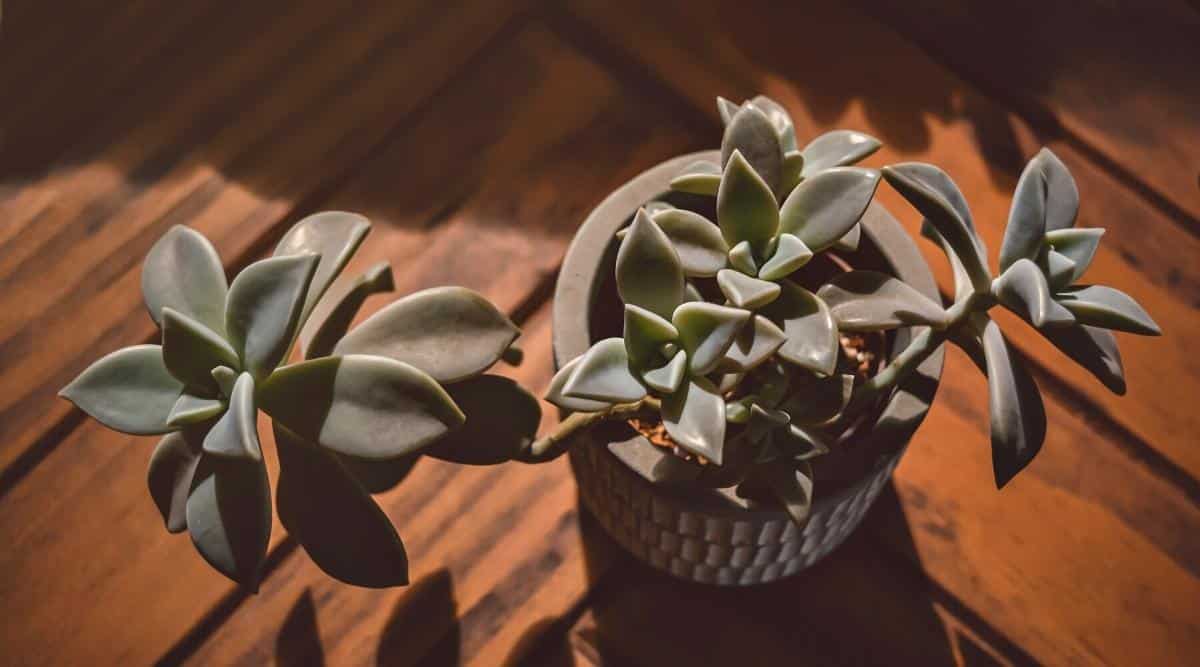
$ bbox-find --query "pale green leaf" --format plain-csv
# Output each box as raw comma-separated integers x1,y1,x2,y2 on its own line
650,208,729,276
1045,228,1103,283
562,338,647,404
642,349,688,394
258,355,465,460
614,209,685,319
721,104,784,193
758,233,812,281
817,270,949,331
761,460,814,529
662,378,726,464
161,307,241,391
717,150,779,252
717,269,781,310
274,211,371,325
148,424,206,533
992,259,1076,328
425,375,541,465
1041,323,1126,395
211,366,237,398
1042,248,1077,292
832,223,861,253
142,225,228,335
761,281,838,375
201,372,260,460
748,94,797,152
303,261,394,359
187,451,271,588
778,167,880,253
1034,147,1080,232
166,394,225,428
545,356,612,412
225,253,320,379
800,130,880,176
728,240,758,275
976,317,1046,488
722,315,786,372
669,161,722,196
333,286,518,383
672,302,752,375
1056,285,1161,336
623,304,679,371
717,96,740,125
60,344,183,435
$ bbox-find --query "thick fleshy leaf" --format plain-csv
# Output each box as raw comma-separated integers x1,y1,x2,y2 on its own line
920,220,973,301
800,130,881,176
303,261,394,359
761,461,814,529
721,104,784,192
762,281,839,375
642,349,688,394
717,269,781,310
1001,153,1052,271
717,150,779,252
717,96,740,125
651,208,729,276
1034,147,1080,232
992,259,1076,328
60,344,183,435
187,451,271,587
562,338,647,404
1041,323,1126,395
202,373,261,460
883,163,990,292
832,223,861,253
211,366,237,397
1042,249,1077,292
672,302,751,375
166,394,225,428
333,286,518,383
723,315,786,372
225,253,320,379
258,355,465,460
1055,285,1161,335
669,160,722,196
161,307,241,391
274,211,371,325
727,240,758,275
977,317,1046,488
147,424,206,533
780,151,805,195
425,375,541,465
780,373,854,425
142,225,228,334
614,209,686,319
758,233,812,281
275,424,408,587
749,95,798,152
334,452,420,495
545,356,612,412
817,271,949,331
778,425,830,461
623,304,679,371
778,167,880,252
662,378,726,464
1045,228,1104,283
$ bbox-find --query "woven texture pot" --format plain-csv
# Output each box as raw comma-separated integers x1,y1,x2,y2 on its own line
554,152,944,585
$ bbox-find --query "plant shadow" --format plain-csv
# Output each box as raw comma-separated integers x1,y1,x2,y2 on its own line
502,483,1011,666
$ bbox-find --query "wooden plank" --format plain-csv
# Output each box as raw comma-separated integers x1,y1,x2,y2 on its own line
0,0,530,477
559,0,1200,501
855,0,1200,223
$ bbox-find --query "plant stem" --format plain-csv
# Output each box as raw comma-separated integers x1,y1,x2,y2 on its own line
519,397,661,463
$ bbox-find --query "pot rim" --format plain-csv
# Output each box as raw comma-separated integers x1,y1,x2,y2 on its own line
553,150,945,515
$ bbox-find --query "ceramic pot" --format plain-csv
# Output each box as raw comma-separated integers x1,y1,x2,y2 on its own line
553,151,944,585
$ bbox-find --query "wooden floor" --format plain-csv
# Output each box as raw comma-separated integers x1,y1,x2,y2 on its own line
1,1,1197,664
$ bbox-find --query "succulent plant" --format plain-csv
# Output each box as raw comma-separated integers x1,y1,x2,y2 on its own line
535,94,1160,528
61,212,540,589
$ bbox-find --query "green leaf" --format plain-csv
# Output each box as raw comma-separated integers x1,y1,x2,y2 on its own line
992,259,1076,328
303,261,394,359
748,95,798,152
142,225,228,335
669,161,722,196
717,269,781,310
662,378,726,464
202,373,261,460
1055,285,1161,336
817,270,949,331
833,223,861,253
883,163,990,292
727,240,758,275
1033,147,1080,232
800,130,881,177
650,208,729,276
717,150,780,252
757,233,812,281
717,96,740,125
976,317,1046,488
623,304,679,371
761,281,839,376
166,394,225,428
642,349,688,394
60,344,183,435
225,253,320,380
187,451,271,588
723,315,786,372
562,338,648,404
333,286,518,383
211,366,237,398
614,209,686,319
274,211,371,326
778,167,880,252
544,355,612,412
777,426,830,461
762,460,815,529
672,302,752,375
1001,153,1052,272
1045,228,1104,283
1041,323,1126,395
161,307,241,391
780,151,805,195
148,424,206,533
721,104,784,193
259,355,465,460
333,452,419,495
1042,249,1077,292
425,375,541,465
780,373,854,425
920,220,973,301
275,424,408,587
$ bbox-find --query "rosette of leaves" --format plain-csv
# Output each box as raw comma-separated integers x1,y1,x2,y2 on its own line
60,213,538,589
872,149,1159,486
669,94,881,252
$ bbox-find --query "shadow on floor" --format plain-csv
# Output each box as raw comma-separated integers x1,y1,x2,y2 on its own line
502,484,1010,666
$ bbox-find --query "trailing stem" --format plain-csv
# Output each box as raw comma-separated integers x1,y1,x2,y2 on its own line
519,397,662,462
